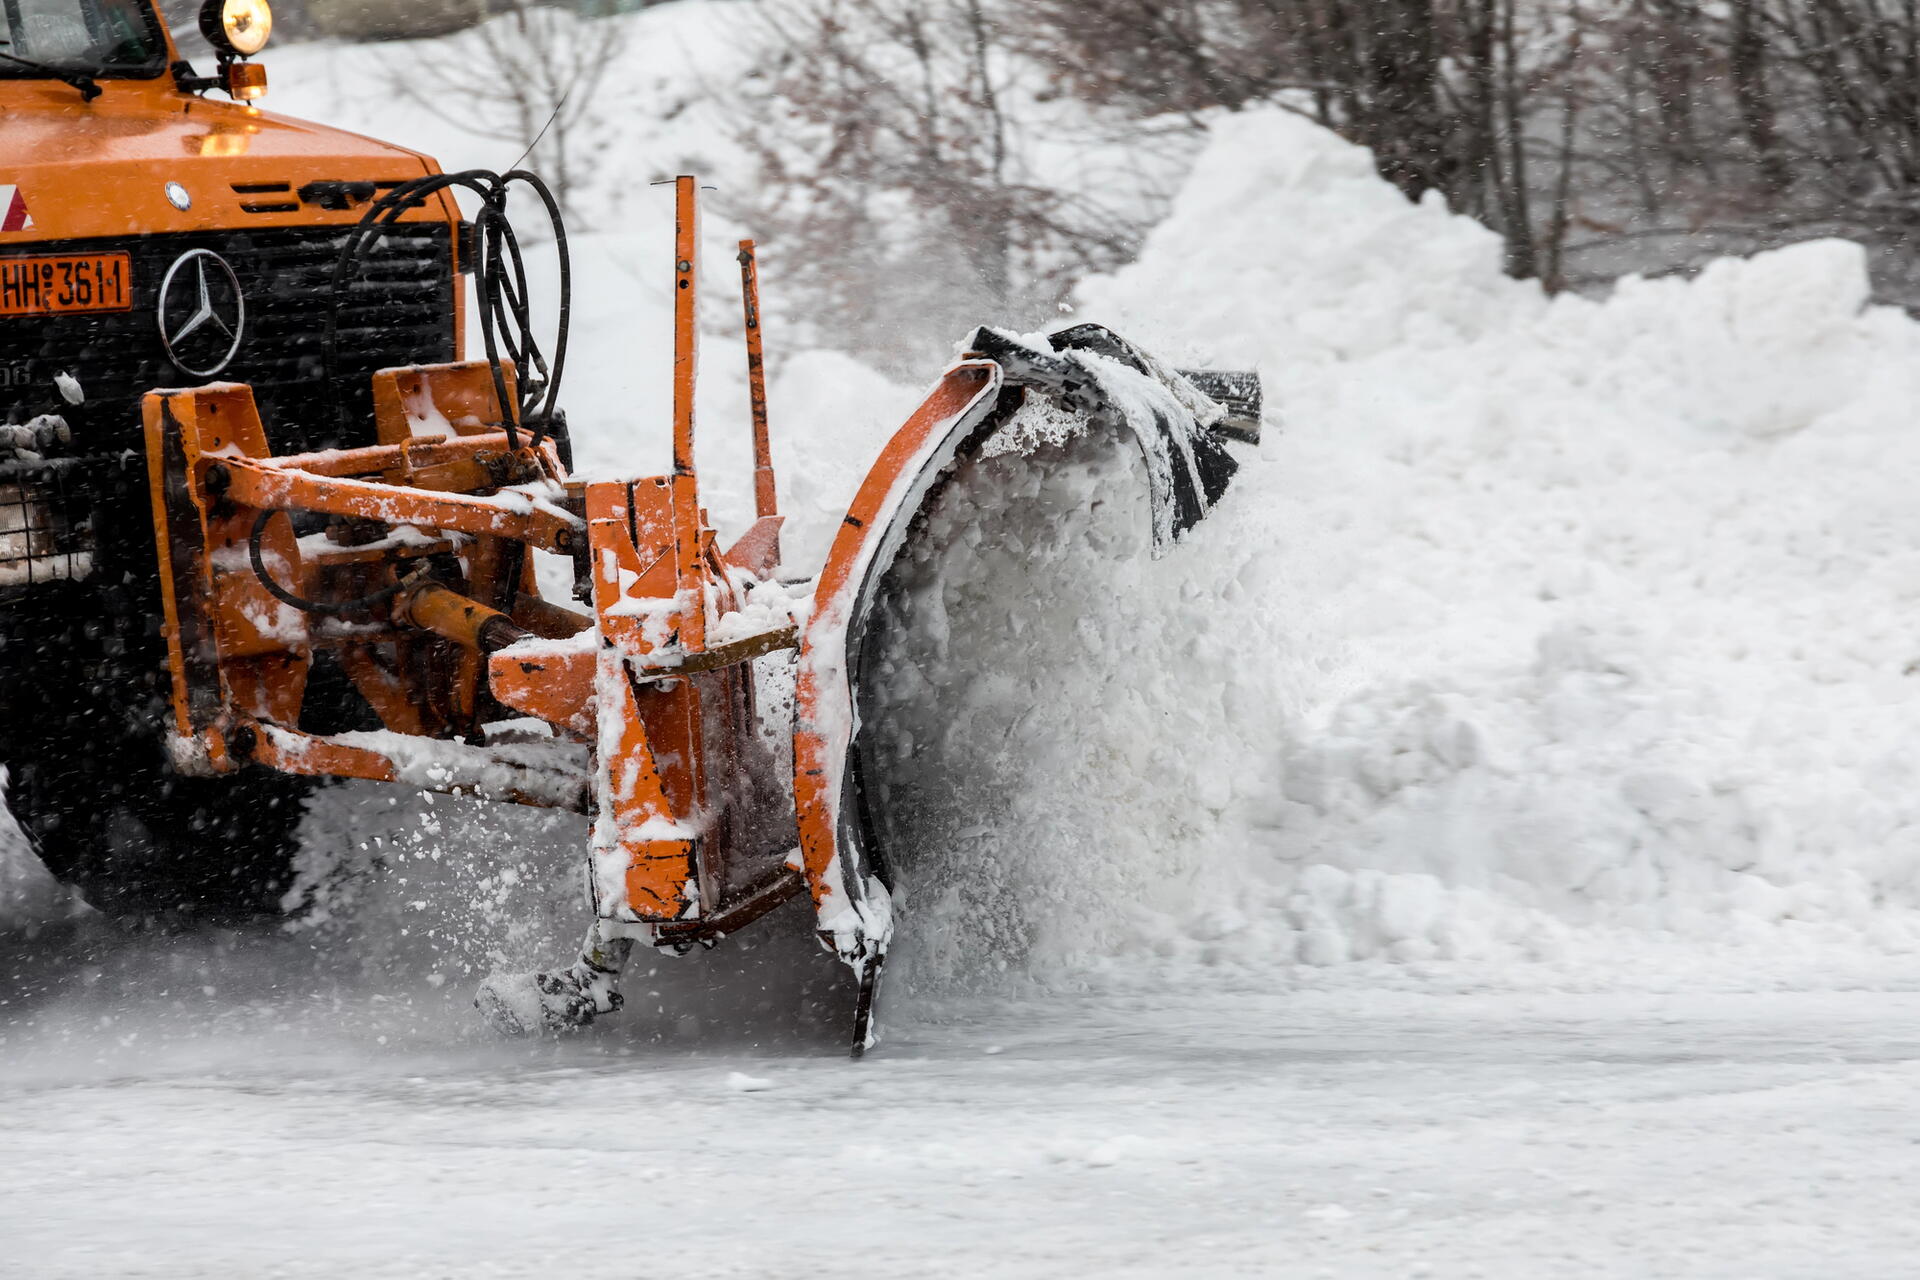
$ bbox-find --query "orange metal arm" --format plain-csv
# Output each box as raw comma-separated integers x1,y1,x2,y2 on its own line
738,239,778,521
269,432,520,477
672,177,699,498
250,725,588,812
670,175,706,650
218,458,581,551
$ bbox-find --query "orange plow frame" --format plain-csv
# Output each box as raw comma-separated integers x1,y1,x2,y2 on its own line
142,179,818,943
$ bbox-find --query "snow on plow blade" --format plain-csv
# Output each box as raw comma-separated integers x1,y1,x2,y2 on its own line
793,324,1260,1044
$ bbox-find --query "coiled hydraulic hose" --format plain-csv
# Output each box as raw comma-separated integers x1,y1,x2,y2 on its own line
321,168,572,455
265,169,573,616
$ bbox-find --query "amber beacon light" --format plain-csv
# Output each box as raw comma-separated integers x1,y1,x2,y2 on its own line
224,61,268,100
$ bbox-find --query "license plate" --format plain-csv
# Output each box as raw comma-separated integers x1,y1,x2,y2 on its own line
0,252,133,317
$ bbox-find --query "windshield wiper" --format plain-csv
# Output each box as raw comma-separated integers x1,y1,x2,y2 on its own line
0,49,103,101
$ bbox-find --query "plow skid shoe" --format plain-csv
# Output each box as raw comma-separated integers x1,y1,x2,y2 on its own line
474,968,618,1037
476,922,635,1037
792,325,1262,1039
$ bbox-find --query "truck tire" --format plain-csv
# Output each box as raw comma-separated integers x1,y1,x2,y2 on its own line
0,584,314,923
5,748,313,924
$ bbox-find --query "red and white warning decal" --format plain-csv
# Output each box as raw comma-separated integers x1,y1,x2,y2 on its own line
0,186,34,233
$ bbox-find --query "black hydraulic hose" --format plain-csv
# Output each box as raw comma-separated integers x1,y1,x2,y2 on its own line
297,170,572,617
321,168,572,456
501,168,572,450
247,507,407,617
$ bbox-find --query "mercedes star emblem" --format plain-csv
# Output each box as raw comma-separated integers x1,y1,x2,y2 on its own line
157,249,246,378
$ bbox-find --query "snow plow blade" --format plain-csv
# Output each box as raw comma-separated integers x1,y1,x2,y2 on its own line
792,325,1260,1049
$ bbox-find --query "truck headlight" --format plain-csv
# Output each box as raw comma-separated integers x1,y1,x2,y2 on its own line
200,0,273,59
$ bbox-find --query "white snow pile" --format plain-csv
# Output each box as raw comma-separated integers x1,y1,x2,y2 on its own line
866,106,1920,993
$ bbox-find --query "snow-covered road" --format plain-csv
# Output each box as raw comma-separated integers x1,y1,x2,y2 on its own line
6,913,1919,1280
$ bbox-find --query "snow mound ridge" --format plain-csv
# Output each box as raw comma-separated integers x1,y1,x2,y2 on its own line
872,106,1920,991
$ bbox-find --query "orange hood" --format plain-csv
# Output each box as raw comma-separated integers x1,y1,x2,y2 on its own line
0,77,448,243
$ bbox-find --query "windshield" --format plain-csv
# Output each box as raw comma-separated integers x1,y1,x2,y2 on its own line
0,0,165,77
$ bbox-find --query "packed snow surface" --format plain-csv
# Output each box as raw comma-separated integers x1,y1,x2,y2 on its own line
10,968,1920,1279
8,9,1920,1271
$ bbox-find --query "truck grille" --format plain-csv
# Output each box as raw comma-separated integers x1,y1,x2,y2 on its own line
0,223,456,458
0,460,94,590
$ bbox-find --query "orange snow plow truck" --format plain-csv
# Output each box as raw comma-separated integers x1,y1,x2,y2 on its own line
0,0,1262,1052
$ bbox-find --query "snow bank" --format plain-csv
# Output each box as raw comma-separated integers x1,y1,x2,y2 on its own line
868,107,1920,992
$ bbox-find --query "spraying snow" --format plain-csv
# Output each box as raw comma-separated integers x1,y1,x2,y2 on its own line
860,106,1920,989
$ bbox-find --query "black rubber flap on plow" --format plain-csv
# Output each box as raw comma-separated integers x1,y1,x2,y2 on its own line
961,325,1245,547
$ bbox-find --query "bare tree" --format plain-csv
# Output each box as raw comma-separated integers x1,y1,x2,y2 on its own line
1762,3,1920,201
1021,1,1563,278
1728,0,1788,194
386,1,627,221
724,0,1158,370
724,0,1920,333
